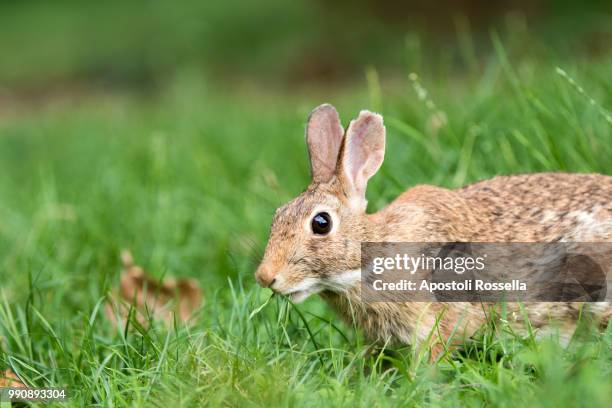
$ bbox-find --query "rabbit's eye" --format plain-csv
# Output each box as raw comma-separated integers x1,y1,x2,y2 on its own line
311,212,332,235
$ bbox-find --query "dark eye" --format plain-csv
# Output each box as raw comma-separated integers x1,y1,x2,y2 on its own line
311,212,332,235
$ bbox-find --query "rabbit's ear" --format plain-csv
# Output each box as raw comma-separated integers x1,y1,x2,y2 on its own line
305,104,344,183
339,110,385,204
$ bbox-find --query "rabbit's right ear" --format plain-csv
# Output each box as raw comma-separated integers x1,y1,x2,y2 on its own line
338,110,385,208
305,104,344,183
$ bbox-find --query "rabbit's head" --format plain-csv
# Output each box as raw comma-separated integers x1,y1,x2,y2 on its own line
255,104,385,302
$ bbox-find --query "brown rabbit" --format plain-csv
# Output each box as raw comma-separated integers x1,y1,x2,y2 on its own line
255,104,612,357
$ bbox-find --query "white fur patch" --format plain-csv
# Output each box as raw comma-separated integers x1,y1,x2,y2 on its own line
570,208,611,239
272,275,322,303
272,270,361,303
348,195,367,212
589,302,610,316
327,269,361,291
541,210,559,224
289,288,319,303
285,277,320,294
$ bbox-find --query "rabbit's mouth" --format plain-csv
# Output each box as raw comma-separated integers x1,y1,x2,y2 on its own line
284,284,323,303
288,290,311,303
271,275,323,303
282,270,362,303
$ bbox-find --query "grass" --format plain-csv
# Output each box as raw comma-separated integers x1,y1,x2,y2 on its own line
1,32,612,407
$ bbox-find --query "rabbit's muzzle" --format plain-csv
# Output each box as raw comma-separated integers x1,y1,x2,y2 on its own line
255,264,277,288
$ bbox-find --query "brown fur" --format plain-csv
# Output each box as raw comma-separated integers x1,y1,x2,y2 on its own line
255,105,612,357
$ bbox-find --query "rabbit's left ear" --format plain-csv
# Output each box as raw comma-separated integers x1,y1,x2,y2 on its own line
339,110,385,206
305,104,345,184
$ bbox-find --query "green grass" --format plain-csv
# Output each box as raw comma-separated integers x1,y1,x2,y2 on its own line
1,38,612,406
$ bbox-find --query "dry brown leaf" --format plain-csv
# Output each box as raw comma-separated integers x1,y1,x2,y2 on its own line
0,368,26,388
104,250,203,329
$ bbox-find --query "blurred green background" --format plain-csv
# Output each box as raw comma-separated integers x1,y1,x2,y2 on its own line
0,0,611,406
1,0,610,88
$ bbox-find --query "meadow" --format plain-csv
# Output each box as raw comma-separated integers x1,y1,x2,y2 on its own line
1,1,611,406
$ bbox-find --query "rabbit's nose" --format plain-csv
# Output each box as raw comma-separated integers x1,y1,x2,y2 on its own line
255,265,277,289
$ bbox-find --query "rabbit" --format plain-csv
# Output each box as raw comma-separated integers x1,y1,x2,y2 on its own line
255,103,612,358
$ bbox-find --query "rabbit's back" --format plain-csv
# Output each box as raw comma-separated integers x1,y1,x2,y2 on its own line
457,173,612,241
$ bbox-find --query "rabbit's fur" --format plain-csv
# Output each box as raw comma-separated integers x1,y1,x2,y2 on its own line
255,104,612,355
